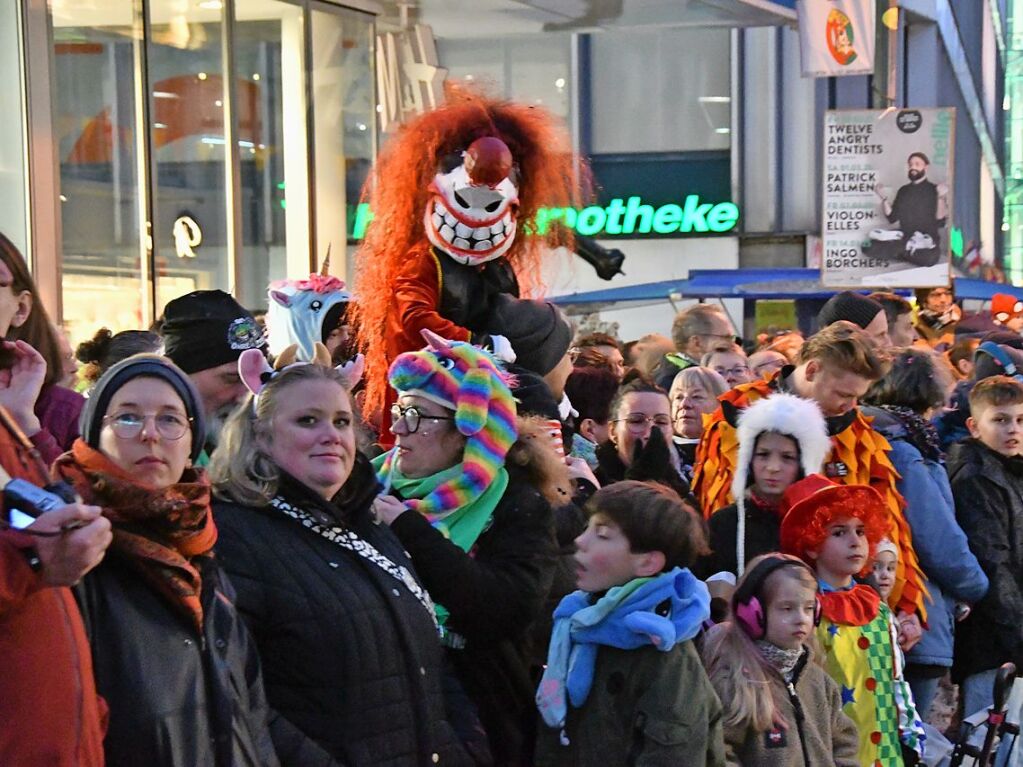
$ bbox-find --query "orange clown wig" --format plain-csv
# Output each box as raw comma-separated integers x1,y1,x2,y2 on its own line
352,85,587,420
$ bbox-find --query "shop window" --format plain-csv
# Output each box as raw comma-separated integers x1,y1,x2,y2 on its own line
590,27,731,154
52,2,145,338
233,1,308,307
310,5,375,282
48,0,375,337
438,35,573,126
148,0,231,315
0,2,28,255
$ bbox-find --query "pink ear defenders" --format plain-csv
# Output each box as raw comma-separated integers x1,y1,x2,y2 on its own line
732,555,822,640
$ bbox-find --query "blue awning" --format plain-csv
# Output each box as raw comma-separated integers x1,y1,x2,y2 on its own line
550,269,1023,305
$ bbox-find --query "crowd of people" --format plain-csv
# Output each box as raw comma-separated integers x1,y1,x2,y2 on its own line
4,211,1023,767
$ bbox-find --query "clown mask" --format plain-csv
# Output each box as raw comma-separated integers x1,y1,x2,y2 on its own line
425,136,520,265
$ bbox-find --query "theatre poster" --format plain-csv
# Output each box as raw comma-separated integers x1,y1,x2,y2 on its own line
821,107,955,289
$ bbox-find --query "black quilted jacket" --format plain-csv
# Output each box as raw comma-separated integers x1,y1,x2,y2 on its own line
213,455,471,767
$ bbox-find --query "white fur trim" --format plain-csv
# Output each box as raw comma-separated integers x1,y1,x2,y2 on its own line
731,392,832,575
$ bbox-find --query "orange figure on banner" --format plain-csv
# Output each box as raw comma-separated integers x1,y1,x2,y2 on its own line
826,8,859,66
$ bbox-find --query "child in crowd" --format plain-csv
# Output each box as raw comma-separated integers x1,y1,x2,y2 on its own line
535,481,725,766
780,475,925,766
947,376,1023,716
695,392,831,582
701,554,859,766
872,539,898,602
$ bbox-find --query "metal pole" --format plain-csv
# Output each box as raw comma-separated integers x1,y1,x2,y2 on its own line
886,0,898,107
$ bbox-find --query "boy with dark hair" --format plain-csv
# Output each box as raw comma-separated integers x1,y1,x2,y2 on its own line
535,481,724,766
947,376,1023,715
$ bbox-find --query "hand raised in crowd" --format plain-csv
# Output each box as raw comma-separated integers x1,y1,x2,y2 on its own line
372,494,409,526
565,455,600,490
0,340,45,435
625,427,676,484
896,610,922,652
27,504,112,587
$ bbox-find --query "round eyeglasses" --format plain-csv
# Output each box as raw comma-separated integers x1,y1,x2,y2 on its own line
614,413,673,433
390,403,455,434
104,411,192,441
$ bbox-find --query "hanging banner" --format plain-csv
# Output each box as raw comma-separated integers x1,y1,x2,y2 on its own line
821,108,955,288
798,0,876,77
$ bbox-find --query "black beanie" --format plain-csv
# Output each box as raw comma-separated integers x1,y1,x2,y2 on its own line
80,355,207,462
817,291,884,330
161,290,265,374
488,295,572,376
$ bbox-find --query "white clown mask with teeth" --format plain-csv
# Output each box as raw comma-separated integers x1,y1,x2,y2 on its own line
424,136,520,265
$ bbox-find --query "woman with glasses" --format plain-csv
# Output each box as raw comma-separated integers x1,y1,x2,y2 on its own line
593,371,691,497
669,367,729,479
52,355,278,767
369,334,558,766
700,345,753,390
209,348,473,766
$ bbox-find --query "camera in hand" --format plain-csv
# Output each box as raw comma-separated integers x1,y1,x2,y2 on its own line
6,479,77,530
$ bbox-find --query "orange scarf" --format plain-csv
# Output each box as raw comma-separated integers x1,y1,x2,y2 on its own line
54,439,217,633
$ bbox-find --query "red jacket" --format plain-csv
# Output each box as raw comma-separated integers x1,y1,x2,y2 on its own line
0,422,105,765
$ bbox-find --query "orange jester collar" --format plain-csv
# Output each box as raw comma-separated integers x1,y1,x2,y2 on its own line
692,374,928,620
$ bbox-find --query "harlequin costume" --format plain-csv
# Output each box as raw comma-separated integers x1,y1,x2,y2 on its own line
691,369,929,620
780,476,925,766
352,86,584,435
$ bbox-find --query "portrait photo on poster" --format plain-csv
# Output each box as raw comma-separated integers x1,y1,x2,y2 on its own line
821,107,956,289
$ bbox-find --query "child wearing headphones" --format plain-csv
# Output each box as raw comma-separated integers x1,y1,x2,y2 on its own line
780,475,925,766
535,481,725,766
701,553,859,766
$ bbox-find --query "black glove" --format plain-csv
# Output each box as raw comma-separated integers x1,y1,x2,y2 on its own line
624,430,691,499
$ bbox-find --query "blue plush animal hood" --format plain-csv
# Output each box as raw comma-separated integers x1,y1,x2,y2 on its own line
537,568,710,729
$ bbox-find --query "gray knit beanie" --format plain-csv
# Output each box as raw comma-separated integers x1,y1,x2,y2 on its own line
79,354,206,462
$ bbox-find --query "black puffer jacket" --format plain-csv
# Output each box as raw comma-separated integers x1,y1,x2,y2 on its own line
389,464,557,767
691,496,781,581
75,552,278,767
213,455,470,767
947,438,1023,681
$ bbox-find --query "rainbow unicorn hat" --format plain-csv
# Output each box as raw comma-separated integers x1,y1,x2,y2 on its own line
383,329,518,515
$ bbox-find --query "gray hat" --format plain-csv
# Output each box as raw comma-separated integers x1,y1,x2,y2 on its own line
488,295,572,376
79,354,206,462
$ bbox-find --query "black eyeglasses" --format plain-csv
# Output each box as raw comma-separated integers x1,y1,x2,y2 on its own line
104,411,192,441
390,404,455,434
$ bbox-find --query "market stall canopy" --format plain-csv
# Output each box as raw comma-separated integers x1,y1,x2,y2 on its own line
550,268,1023,310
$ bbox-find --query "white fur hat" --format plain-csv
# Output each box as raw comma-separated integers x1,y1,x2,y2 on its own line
731,392,832,574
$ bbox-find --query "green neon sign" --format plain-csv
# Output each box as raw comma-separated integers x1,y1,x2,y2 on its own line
347,195,739,239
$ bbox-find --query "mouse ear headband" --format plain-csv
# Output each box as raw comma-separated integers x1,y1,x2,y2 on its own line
239,342,364,405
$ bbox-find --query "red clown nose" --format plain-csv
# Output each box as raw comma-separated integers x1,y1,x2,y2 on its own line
464,137,513,187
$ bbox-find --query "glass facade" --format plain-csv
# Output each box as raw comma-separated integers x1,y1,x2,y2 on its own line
590,27,732,154
31,0,376,339
0,2,28,257
52,2,145,337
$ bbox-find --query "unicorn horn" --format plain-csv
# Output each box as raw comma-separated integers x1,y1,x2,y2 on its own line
319,244,331,276
420,328,453,350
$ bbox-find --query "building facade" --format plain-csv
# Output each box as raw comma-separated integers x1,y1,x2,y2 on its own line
2,0,1008,343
